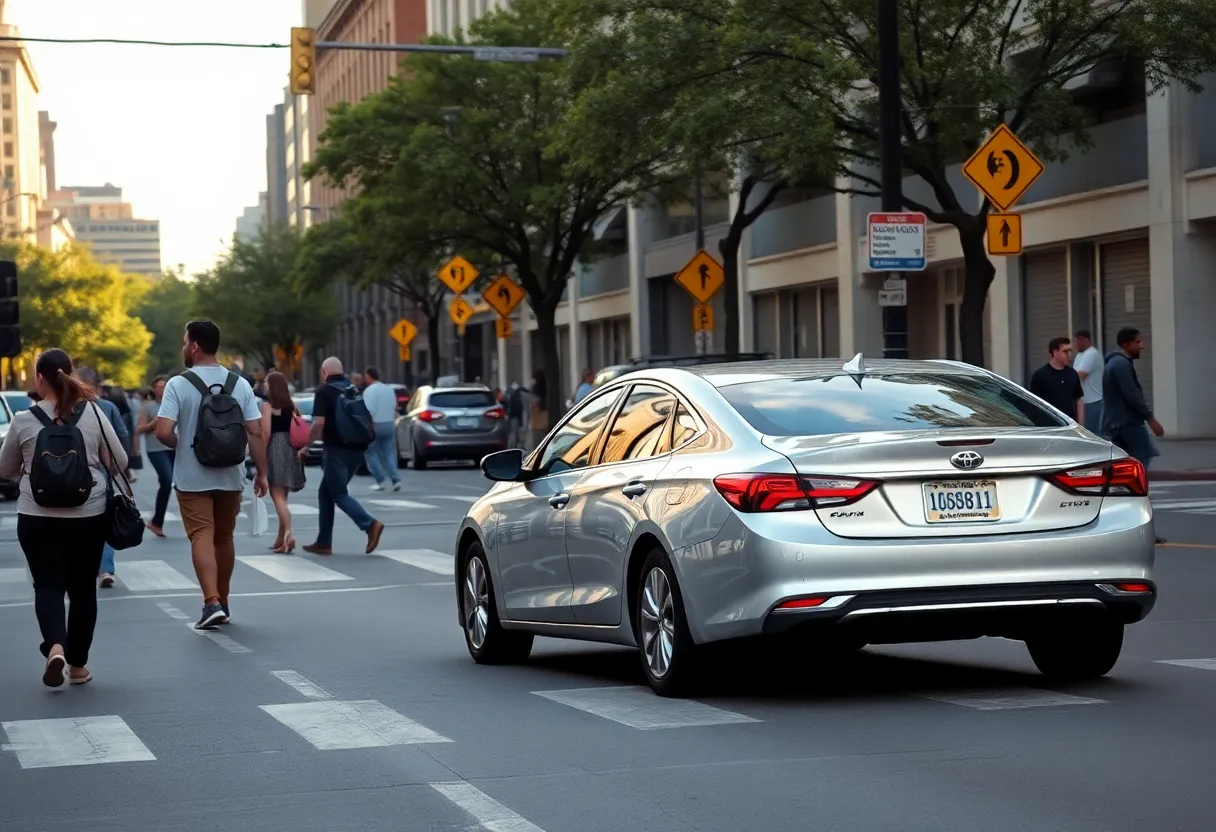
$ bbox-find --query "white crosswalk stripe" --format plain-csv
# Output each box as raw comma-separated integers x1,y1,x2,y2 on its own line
1,715,157,769
1157,658,1216,671
0,566,29,602
915,689,1107,710
532,686,761,729
117,560,196,592
139,511,180,524
377,548,453,576
236,555,354,584
259,700,452,750
368,498,437,510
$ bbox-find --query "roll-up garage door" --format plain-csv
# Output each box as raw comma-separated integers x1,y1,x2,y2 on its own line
821,286,840,358
793,288,821,357
1100,239,1153,409
753,292,779,356
1021,250,1069,387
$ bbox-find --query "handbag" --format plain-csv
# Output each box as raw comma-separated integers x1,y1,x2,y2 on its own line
93,404,146,550
288,410,311,450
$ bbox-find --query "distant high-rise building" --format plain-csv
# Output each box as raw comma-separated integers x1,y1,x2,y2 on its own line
38,110,55,193
266,104,288,226
0,10,44,240
284,87,313,230
234,194,266,243
50,185,163,275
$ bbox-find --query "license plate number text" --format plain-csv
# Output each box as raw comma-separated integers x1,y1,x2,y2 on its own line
923,480,1000,522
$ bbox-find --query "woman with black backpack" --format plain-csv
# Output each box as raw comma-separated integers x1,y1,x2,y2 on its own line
0,348,128,687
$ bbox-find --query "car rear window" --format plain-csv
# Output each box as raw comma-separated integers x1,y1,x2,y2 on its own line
719,372,1066,436
293,398,313,417
430,391,497,408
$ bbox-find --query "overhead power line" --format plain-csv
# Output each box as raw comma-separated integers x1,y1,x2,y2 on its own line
0,36,286,48
0,36,567,58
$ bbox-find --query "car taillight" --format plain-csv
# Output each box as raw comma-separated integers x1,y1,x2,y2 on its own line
418,410,445,422
484,406,505,419
775,597,827,610
1048,458,1147,497
712,473,877,512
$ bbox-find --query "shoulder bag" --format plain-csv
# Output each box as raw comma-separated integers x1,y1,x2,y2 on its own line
288,406,311,450
93,403,146,550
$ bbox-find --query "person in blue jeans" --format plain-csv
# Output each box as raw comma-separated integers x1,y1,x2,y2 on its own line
136,376,174,538
300,357,385,556
77,366,128,588
360,366,400,491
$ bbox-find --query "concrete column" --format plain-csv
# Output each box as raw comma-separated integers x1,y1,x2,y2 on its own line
567,275,583,396
627,201,658,356
834,174,883,356
731,169,755,351
520,308,533,383
1145,81,1216,437
986,255,1022,381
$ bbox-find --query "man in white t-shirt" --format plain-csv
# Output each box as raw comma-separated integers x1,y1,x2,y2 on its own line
156,321,268,630
1072,329,1104,434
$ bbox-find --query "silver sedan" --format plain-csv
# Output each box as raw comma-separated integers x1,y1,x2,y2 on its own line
452,357,1156,696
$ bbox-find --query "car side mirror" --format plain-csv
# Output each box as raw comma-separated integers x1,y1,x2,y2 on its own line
481,448,530,482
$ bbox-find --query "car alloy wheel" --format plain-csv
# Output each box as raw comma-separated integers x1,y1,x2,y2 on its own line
463,554,490,650
640,566,676,679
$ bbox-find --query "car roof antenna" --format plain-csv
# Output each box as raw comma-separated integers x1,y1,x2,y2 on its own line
842,353,866,388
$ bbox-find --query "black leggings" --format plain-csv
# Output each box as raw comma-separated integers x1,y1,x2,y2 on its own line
17,513,108,668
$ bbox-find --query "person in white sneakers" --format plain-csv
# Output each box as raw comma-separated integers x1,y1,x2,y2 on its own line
360,366,401,492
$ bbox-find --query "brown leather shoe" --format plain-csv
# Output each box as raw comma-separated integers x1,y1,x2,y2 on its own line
365,521,385,554
303,543,332,555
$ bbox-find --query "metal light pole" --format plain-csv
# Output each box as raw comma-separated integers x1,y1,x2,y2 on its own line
877,0,908,359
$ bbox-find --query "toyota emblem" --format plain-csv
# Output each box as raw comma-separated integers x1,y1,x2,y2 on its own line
950,451,984,470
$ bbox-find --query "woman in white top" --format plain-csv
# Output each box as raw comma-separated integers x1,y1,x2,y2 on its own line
0,348,128,687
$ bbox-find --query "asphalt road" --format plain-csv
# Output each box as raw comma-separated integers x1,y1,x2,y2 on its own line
2,465,1215,831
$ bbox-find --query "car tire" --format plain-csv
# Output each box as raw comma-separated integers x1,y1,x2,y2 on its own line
460,541,533,665
411,441,428,470
1026,620,1124,682
635,547,700,697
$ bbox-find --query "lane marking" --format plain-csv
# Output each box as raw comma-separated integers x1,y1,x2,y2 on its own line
237,555,354,583
430,781,548,832
915,689,1107,710
139,510,179,523
1158,542,1216,550
287,503,320,516
1,716,156,769
1157,658,1216,671
0,581,448,610
0,566,29,602
369,499,437,510
270,670,332,700
532,686,761,730
259,700,451,750
117,560,197,592
156,601,252,653
0,516,15,530
433,495,479,503
378,548,453,576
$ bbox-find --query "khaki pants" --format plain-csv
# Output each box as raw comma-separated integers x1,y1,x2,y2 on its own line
176,489,242,607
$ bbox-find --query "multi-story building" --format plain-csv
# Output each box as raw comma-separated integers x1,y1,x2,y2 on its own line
266,104,289,226
50,185,163,276
234,198,266,243
0,12,43,240
38,110,55,193
284,88,312,231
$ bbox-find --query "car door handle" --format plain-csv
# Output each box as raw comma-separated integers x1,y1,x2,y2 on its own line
621,482,647,498
549,492,570,509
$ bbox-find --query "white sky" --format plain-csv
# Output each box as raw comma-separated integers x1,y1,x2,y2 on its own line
10,0,302,275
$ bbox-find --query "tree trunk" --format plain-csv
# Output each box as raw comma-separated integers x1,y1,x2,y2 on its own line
533,299,565,422
718,227,744,353
426,313,442,385
958,224,995,368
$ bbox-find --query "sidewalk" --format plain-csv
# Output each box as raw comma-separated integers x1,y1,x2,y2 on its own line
1151,439,1216,480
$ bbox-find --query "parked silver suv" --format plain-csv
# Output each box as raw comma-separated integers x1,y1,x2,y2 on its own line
395,385,509,469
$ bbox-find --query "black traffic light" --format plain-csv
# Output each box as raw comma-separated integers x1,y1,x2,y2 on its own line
0,259,19,358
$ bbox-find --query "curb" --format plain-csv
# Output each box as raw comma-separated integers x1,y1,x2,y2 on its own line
1150,470,1216,482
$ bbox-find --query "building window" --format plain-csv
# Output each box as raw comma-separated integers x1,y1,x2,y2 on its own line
0,69,9,85
2,142,10,157
1,94,10,110
1,119,10,135
5,203,13,217
3,165,12,181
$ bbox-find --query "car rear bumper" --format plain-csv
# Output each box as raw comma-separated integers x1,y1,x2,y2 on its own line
415,427,509,460
671,500,1156,645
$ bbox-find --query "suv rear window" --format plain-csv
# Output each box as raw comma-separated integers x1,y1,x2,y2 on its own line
430,391,497,408
719,372,1065,436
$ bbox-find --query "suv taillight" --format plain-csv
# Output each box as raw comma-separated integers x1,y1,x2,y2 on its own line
418,409,445,422
484,406,505,419
712,473,877,513
1048,458,1148,497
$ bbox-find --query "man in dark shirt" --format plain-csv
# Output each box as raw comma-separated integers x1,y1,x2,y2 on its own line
300,356,384,556
1029,336,1084,423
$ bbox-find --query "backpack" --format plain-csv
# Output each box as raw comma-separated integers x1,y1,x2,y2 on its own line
29,402,96,508
329,380,375,447
182,370,249,467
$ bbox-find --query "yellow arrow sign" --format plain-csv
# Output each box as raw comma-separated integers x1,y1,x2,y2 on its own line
389,318,418,346
398,344,411,362
675,250,725,304
449,297,475,326
495,317,513,339
437,255,479,295
483,274,526,318
693,304,714,332
962,124,1045,213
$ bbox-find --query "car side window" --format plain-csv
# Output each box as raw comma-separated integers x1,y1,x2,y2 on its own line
600,385,675,465
534,388,624,477
670,402,699,449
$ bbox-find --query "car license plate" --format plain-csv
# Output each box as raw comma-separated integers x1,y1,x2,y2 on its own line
456,417,478,428
923,479,1000,522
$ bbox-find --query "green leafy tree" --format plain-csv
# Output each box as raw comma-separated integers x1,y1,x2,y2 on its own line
132,266,196,377
194,226,339,378
560,0,848,351
2,241,152,387
740,0,1216,365
307,0,665,416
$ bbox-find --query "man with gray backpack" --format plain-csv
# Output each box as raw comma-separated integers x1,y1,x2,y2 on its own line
300,356,384,556
155,321,268,630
